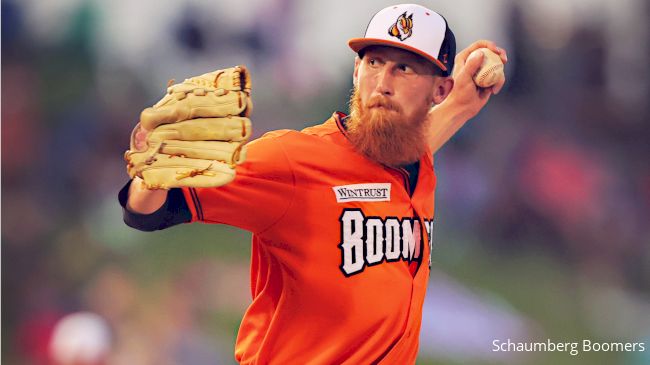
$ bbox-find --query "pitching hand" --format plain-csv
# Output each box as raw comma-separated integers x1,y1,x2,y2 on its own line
444,40,508,121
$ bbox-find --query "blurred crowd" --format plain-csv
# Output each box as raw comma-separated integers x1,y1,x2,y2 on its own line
2,0,649,364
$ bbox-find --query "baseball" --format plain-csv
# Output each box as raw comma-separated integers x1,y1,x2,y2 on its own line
470,48,505,88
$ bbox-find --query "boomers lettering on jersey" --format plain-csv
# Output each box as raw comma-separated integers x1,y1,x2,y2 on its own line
339,208,434,276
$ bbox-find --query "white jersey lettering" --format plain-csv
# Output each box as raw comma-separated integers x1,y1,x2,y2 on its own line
339,209,433,276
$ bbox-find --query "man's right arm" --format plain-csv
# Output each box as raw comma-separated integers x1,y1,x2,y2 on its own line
427,40,508,154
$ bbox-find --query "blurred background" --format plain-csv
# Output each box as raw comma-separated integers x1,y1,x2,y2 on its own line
2,0,649,364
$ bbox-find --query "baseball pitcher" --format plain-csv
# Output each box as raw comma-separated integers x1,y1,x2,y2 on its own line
120,4,507,364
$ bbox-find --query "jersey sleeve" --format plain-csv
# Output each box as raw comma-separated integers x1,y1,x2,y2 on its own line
181,130,295,235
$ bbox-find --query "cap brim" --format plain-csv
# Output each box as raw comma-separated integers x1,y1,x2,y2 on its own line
348,38,448,72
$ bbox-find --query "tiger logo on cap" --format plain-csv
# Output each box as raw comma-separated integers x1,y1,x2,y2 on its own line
388,12,413,41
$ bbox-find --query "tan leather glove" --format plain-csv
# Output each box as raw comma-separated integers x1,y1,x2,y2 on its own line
124,65,252,189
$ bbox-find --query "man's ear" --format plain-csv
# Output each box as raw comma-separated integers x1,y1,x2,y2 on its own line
353,56,361,87
431,77,454,105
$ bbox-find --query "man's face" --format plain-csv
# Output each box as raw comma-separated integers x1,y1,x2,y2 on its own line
347,46,439,167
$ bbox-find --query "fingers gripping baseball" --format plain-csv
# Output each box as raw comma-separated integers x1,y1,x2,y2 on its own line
439,40,508,121
447,51,491,110
124,65,253,190
458,50,486,88
461,51,493,101
455,40,508,94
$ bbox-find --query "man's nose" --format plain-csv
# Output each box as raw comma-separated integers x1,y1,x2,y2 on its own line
374,67,394,96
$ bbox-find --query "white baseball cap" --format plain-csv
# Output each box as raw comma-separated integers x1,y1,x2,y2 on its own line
348,4,456,76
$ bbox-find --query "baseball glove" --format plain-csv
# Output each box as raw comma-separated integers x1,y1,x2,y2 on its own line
124,65,253,189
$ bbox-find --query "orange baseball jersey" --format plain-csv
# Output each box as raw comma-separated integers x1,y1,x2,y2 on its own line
181,112,436,364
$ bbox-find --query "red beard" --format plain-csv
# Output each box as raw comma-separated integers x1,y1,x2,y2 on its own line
346,88,431,167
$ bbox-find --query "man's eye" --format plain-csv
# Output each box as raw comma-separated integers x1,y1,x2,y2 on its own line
368,58,376,66
398,64,413,73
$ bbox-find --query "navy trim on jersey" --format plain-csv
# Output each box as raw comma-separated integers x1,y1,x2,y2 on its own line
189,187,204,221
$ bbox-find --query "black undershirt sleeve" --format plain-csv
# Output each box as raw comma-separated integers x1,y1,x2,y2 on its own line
118,180,192,231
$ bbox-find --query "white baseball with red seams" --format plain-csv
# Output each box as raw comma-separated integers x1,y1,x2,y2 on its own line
470,48,505,88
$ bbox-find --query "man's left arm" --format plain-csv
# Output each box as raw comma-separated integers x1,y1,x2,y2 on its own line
428,40,508,154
